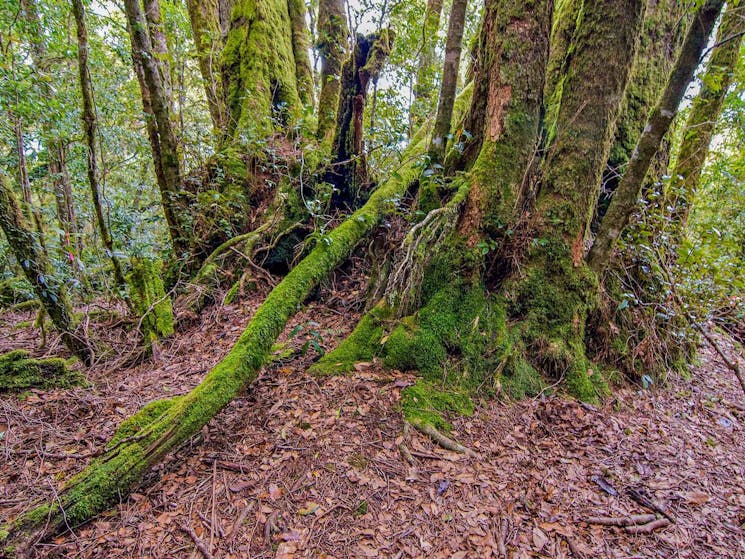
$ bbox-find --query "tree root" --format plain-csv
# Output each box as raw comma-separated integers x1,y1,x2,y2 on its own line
0,153,423,552
398,421,416,465
409,420,477,457
384,178,470,316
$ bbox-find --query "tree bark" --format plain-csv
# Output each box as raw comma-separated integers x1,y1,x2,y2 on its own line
410,0,444,131
185,0,230,138
328,31,394,208
123,0,189,256
316,0,349,144
666,3,743,234
72,0,128,290
512,0,645,399
428,0,468,163
0,175,92,365
12,117,46,249
587,0,726,274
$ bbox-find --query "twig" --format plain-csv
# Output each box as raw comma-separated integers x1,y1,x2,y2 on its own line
586,514,657,527
625,518,671,534
626,488,675,523
180,524,214,559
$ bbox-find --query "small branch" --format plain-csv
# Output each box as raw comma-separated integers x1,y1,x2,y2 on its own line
624,518,670,534
586,514,656,527
180,524,214,559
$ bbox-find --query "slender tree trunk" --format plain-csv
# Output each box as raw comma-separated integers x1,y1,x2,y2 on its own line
587,0,726,274
666,4,744,235
316,0,349,144
124,0,189,256
428,0,468,163
410,0,444,131
143,0,173,109
185,0,230,138
72,0,127,290
21,0,81,265
49,142,82,263
13,117,46,249
288,0,315,107
0,174,92,365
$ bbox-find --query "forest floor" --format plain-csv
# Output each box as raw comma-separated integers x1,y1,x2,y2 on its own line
1,274,744,558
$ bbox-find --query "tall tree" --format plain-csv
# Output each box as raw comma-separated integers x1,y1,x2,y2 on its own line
316,0,349,144
124,0,190,256
587,0,726,273
0,174,92,365
666,3,744,235
429,0,468,162
72,0,127,290
185,0,231,137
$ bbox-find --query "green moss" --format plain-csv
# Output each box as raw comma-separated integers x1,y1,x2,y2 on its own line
110,397,179,445
224,281,240,305
401,380,474,432
2,127,428,546
309,303,389,375
128,258,174,348
0,350,87,392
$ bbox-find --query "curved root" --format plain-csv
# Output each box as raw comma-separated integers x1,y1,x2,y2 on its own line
384,180,470,316
409,420,477,457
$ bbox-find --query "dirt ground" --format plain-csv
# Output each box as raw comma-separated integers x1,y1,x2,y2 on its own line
1,286,744,558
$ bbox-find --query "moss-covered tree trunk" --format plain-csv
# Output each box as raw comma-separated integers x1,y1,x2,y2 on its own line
72,0,128,290
124,0,190,257
1,140,423,550
665,4,744,236
316,0,349,145
0,175,92,366
186,0,230,139
327,31,394,208
428,0,468,163
587,0,725,273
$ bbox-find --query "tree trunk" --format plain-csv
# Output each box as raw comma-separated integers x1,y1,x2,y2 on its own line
316,0,349,144
49,142,83,264
511,0,645,399
221,0,314,139
0,175,92,365
185,0,230,138
12,117,46,249
428,0,468,163
410,0,444,131
666,3,743,235
124,0,189,257
587,0,725,274
72,0,128,290
327,31,394,208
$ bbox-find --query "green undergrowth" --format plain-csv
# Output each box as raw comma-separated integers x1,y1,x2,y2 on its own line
0,350,87,392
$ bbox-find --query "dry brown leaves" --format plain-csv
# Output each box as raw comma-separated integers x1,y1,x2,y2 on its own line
1,286,744,558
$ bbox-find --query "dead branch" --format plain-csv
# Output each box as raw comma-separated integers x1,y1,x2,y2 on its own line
586,514,657,526
624,518,671,534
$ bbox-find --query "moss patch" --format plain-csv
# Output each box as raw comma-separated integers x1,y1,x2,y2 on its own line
128,258,174,349
0,350,87,392
401,380,474,432
309,303,389,375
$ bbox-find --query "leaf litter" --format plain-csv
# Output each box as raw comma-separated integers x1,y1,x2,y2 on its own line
1,274,744,558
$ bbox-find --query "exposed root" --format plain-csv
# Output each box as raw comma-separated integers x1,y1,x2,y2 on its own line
409,420,477,457
384,179,470,316
624,518,670,534
586,514,656,527
397,421,416,466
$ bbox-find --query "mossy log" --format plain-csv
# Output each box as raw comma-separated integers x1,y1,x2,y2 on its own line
0,142,424,551
0,350,86,392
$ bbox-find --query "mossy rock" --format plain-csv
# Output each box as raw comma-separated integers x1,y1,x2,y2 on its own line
0,350,87,392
